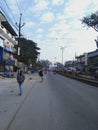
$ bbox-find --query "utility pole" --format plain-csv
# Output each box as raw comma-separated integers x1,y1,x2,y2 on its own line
16,13,25,64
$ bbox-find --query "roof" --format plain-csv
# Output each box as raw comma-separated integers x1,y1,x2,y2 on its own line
1,21,17,36
76,49,98,59
0,11,6,21
88,49,98,58
0,11,18,36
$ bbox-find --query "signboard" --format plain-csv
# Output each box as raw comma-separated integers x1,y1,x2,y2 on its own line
0,46,3,63
8,60,15,66
0,37,4,47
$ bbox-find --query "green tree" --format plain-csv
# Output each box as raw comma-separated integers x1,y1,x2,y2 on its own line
15,38,40,66
36,60,51,69
82,11,98,32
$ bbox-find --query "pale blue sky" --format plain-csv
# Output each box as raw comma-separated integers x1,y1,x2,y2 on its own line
1,0,98,63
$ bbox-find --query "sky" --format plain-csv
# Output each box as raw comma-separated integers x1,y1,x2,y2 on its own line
1,0,98,64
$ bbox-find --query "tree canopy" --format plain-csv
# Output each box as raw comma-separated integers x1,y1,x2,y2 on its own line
82,11,98,32
15,38,40,66
36,60,51,69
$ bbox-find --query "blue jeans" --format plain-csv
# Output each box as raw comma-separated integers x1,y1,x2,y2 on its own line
19,83,23,94
40,76,43,81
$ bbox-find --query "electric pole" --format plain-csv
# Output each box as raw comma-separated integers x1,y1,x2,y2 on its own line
16,13,25,64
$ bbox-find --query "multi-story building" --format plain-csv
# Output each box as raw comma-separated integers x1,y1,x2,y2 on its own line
0,11,18,76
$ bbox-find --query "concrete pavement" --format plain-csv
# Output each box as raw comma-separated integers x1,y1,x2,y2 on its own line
0,73,39,130
5,72,98,130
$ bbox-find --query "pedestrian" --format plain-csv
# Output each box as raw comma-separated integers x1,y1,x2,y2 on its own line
17,70,25,96
38,69,43,82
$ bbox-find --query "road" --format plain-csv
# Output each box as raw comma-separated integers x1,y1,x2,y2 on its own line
1,72,98,130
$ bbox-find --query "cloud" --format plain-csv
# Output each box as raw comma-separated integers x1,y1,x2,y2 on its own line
36,28,44,33
52,0,64,5
33,0,49,12
41,12,55,23
64,0,88,19
46,31,58,39
25,21,35,28
6,0,19,16
65,28,97,57
46,19,71,41
64,0,98,19
6,0,98,62
56,13,66,21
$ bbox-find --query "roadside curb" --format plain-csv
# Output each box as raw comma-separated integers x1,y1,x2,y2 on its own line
57,72,98,87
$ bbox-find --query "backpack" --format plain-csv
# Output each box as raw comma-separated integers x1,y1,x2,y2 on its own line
17,74,25,83
39,71,43,76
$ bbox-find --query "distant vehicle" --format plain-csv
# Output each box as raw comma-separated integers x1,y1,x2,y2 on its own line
67,67,76,72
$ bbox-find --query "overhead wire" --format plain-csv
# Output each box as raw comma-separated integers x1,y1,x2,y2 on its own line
0,0,18,30
0,0,21,32
15,0,26,36
3,0,17,23
0,0,25,36
15,0,21,15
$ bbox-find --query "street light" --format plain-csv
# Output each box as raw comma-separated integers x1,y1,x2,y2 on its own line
60,46,66,65
56,38,66,65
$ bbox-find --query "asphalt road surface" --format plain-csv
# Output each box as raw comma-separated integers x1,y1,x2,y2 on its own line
8,72,98,130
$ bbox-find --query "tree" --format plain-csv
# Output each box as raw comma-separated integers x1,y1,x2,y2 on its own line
15,38,40,66
36,60,51,69
82,11,98,48
82,11,98,32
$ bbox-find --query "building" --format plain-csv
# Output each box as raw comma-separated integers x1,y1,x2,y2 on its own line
76,49,98,72
0,11,18,75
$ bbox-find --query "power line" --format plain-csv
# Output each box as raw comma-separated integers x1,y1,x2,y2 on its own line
15,0,21,15
0,6,18,32
1,0,18,27
0,0,25,36
3,0,17,22
0,0,20,33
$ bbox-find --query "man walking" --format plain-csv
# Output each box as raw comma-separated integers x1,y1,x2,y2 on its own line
17,70,25,95
38,69,44,82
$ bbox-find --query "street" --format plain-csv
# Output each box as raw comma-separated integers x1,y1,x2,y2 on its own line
0,72,98,130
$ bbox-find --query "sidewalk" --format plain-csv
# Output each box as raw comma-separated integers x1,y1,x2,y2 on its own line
0,73,39,130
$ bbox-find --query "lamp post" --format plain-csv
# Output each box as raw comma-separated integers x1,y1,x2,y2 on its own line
60,46,66,65
16,13,25,65
56,38,66,65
